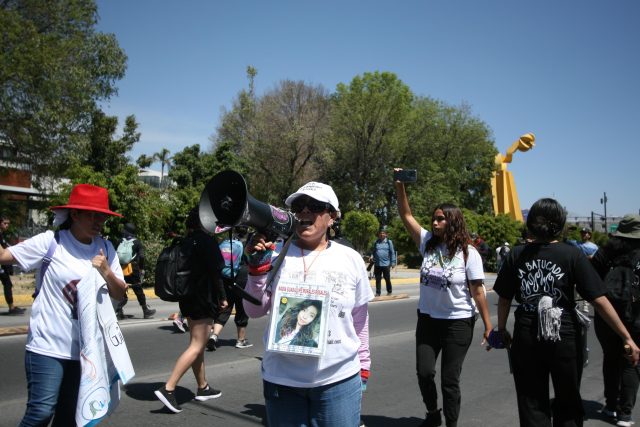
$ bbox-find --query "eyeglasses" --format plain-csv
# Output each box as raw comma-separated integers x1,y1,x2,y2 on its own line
290,198,332,214
433,215,446,222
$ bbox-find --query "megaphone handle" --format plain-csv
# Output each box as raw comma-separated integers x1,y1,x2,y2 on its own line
266,234,295,294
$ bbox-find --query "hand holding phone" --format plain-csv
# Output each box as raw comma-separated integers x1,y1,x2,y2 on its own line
393,169,417,183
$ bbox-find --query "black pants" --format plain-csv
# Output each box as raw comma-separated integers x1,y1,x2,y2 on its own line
214,281,249,327
594,314,640,418
511,318,584,427
416,312,474,427
118,283,147,310
1,272,13,306
374,265,392,295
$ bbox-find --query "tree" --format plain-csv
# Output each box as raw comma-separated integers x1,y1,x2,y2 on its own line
136,154,154,169
169,144,217,189
84,110,140,176
153,148,171,188
0,0,127,181
323,71,413,213
342,211,380,254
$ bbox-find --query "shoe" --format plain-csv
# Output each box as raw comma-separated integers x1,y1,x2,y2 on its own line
206,334,218,351
173,317,186,333
195,384,222,401
116,309,125,321
235,339,253,349
154,386,182,413
387,292,392,296
601,406,617,418
617,413,634,427
359,419,366,427
143,305,156,319
375,293,381,297
420,409,442,427
8,307,26,315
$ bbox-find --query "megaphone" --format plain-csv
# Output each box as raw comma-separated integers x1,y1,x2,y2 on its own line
199,170,297,238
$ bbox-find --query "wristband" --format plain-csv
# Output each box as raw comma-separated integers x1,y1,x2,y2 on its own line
246,245,273,275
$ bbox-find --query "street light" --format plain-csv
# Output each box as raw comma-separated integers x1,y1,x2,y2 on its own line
600,192,608,233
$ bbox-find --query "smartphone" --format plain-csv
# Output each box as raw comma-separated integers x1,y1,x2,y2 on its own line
394,169,417,183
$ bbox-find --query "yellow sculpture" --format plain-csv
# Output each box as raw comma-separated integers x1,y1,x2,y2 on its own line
491,133,536,222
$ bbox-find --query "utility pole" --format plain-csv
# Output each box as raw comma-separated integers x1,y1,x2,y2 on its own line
600,192,608,233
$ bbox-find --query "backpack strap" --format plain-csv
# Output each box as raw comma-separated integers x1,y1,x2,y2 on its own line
34,230,60,299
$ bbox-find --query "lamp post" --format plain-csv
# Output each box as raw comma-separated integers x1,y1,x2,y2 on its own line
600,192,608,233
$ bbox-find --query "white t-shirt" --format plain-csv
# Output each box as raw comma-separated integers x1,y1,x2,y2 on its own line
261,240,374,388
9,230,123,360
418,228,485,319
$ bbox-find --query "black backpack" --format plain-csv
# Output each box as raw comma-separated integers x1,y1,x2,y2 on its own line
154,236,198,302
604,250,640,325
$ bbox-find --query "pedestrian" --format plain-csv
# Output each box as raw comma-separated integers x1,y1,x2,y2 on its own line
370,226,397,296
243,181,373,427
492,198,640,427
471,232,490,271
0,183,127,426
0,215,25,315
495,242,510,272
207,227,253,351
115,222,156,319
155,207,228,413
394,170,493,427
568,227,599,312
590,214,640,427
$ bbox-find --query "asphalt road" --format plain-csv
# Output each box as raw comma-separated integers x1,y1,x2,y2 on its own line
0,278,635,426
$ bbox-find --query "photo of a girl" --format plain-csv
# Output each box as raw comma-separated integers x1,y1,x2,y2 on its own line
276,299,322,348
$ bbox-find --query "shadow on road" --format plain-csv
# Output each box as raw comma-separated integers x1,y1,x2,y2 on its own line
362,415,423,426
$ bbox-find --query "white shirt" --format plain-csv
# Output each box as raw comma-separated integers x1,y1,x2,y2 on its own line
9,230,123,360
418,228,485,319
261,241,373,388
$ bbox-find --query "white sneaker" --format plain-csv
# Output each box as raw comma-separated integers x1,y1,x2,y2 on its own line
172,317,186,333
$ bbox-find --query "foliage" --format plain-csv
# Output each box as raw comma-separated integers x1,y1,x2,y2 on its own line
0,0,127,180
463,210,524,271
341,211,379,254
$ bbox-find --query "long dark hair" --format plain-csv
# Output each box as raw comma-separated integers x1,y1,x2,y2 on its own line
278,299,322,343
424,203,471,260
526,198,566,240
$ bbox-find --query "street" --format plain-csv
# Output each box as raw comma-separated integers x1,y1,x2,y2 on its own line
0,278,635,426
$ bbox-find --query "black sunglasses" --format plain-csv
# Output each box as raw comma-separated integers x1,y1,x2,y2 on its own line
291,198,332,214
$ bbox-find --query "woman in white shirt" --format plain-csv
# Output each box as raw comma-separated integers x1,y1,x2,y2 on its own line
395,171,492,427
0,183,126,427
243,181,374,427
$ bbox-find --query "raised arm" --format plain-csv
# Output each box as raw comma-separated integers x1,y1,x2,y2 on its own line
394,174,422,248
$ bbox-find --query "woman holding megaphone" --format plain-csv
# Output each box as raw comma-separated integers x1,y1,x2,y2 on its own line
243,181,374,427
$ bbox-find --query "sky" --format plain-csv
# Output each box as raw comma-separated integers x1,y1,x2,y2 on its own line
95,0,640,219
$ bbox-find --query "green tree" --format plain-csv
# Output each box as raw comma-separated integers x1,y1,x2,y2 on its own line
169,144,217,189
153,148,171,188
84,110,140,176
0,0,127,181
341,211,379,254
323,71,413,212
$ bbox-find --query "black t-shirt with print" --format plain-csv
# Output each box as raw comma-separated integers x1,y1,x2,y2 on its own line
494,241,606,328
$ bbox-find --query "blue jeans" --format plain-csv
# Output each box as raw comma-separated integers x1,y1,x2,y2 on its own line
264,373,361,427
20,351,81,427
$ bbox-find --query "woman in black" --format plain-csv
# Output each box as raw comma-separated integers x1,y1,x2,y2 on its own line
590,214,640,426
493,198,639,427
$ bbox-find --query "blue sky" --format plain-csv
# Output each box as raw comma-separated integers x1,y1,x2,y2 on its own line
96,0,639,218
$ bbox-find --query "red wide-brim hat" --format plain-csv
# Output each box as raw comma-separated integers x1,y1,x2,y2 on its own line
50,184,123,217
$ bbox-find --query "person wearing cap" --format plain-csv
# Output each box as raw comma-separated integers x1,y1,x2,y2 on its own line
493,199,640,427
590,214,640,426
0,183,127,426
496,241,511,272
369,226,397,296
242,181,374,427
394,170,492,427
115,222,156,320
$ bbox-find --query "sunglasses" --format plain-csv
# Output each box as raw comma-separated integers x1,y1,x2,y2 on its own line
433,215,446,222
290,198,332,214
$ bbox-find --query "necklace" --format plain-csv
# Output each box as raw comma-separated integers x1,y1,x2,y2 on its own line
300,241,328,281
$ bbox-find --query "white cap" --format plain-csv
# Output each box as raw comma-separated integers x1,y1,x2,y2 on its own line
285,182,339,211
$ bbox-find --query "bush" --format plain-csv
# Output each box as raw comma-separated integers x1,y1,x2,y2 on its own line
342,211,379,254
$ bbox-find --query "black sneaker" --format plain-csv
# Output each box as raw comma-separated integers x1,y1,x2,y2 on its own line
206,334,218,351
143,306,156,319
8,307,26,315
154,386,182,413
116,309,125,321
195,384,222,401
420,409,442,427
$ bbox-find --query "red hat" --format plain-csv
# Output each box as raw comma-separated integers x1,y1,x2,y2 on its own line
50,184,122,217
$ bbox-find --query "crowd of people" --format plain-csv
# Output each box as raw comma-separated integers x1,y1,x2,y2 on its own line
2,174,640,427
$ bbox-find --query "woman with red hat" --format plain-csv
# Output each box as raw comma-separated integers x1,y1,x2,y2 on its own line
0,183,127,426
